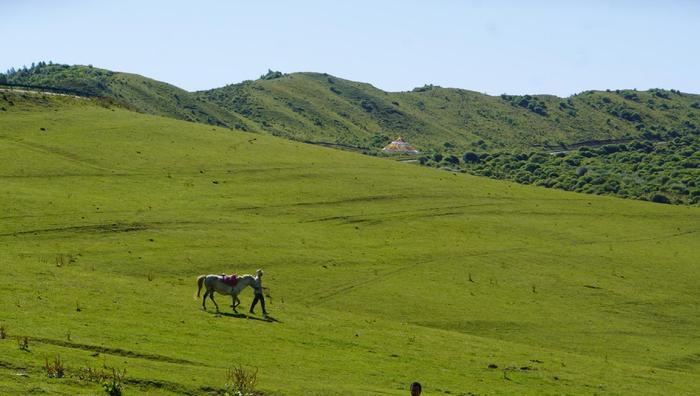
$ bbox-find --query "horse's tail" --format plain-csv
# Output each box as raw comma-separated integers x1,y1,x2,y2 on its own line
195,275,206,299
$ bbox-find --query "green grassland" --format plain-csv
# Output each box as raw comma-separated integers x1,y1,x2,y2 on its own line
1,92,700,395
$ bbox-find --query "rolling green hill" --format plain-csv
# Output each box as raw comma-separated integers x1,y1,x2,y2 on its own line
198,72,700,152
1,90,700,395
5,64,698,207
5,63,700,153
2,63,255,130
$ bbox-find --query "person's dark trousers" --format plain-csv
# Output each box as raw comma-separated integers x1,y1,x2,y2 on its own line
250,293,267,314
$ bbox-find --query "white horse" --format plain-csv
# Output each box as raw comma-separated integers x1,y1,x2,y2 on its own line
195,273,258,313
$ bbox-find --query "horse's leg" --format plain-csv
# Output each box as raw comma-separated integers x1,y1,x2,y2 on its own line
202,289,209,310
210,291,220,312
231,294,239,313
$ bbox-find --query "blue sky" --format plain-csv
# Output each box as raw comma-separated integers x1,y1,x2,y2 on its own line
2,0,698,96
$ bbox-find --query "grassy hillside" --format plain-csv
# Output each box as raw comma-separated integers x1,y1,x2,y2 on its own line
2,63,255,130
1,91,700,395
5,63,700,153
199,72,700,151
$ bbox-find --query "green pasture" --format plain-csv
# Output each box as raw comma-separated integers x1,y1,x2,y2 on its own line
1,92,699,395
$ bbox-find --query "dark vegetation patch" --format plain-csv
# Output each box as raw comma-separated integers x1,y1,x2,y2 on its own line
421,128,700,206
23,335,199,366
0,222,148,238
501,94,549,116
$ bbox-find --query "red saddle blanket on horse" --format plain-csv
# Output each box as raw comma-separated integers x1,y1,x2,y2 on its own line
221,274,238,286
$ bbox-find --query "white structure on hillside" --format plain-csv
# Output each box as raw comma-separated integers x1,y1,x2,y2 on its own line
382,137,420,154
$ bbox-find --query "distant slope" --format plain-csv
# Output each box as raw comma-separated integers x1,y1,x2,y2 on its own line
2,63,256,130
5,63,700,153
199,72,700,151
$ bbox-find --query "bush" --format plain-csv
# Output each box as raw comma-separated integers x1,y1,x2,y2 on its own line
462,152,480,163
444,155,460,165
259,69,283,80
622,92,640,102
650,193,671,204
524,163,540,173
599,144,621,155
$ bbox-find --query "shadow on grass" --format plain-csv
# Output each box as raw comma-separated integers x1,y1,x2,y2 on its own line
207,310,281,323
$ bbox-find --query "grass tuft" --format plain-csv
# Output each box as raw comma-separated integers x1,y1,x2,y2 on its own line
18,336,29,352
44,355,65,378
224,365,259,396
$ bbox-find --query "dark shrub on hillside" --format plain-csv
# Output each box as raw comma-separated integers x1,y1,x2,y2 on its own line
260,69,283,80
524,163,540,173
413,84,436,92
360,100,376,112
652,89,671,99
622,92,640,102
650,193,671,204
620,110,642,123
529,153,548,164
462,152,480,163
599,144,622,155
370,134,390,148
565,156,580,166
691,102,700,109
641,130,662,140
444,155,460,165
433,153,443,162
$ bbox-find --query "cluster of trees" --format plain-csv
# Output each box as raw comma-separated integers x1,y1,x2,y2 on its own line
260,69,284,80
418,132,700,205
412,84,440,92
1,62,112,96
501,94,549,116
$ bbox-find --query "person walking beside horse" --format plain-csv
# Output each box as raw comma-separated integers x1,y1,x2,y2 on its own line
249,269,269,316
